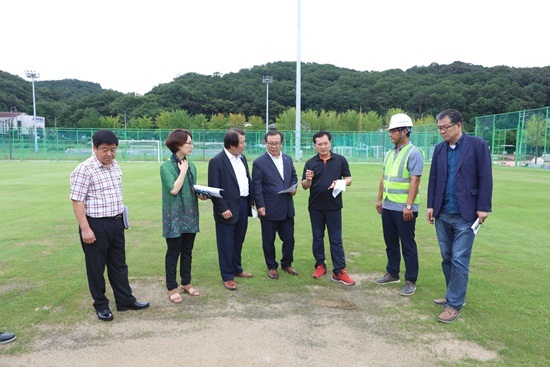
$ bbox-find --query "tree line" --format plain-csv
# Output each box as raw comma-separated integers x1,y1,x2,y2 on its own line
1,61,549,132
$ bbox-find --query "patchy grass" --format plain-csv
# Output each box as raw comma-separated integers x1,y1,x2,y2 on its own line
0,161,548,366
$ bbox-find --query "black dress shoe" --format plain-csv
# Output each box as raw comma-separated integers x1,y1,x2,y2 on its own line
116,301,150,312
97,309,113,321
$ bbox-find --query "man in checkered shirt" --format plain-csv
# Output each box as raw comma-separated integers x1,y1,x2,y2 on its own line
70,130,149,321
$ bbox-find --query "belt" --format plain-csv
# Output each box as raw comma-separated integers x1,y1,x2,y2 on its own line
90,214,122,220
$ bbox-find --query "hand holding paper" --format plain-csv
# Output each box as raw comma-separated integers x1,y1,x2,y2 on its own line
332,179,347,198
277,183,298,194
471,218,481,235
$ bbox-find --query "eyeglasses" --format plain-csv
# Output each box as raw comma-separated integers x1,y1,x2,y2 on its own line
436,122,459,132
266,142,281,146
389,128,400,134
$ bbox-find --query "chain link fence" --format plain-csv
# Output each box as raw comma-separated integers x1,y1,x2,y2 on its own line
476,107,550,167
0,125,445,163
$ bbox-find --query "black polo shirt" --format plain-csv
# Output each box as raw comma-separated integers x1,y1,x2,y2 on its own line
302,152,351,210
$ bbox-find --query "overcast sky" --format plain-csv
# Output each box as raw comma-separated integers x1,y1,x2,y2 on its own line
3,0,547,95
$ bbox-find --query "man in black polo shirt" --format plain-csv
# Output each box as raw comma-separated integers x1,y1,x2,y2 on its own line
301,130,355,285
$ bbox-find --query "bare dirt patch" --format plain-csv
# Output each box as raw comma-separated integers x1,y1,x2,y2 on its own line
1,276,499,366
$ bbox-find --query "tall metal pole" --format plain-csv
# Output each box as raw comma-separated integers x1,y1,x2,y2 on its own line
262,75,273,133
25,70,40,152
295,0,302,161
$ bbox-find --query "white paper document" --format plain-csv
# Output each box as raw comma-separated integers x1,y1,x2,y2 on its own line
332,180,347,198
471,218,481,235
123,205,130,229
251,207,258,218
277,183,298,194
193,184,224,198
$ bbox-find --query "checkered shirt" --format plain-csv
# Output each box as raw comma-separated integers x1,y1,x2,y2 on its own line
69,154,124,218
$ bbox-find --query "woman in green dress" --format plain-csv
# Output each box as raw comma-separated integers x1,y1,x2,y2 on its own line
160,129,207,303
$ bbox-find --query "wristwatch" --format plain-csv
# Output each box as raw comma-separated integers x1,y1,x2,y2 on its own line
406,204,413,210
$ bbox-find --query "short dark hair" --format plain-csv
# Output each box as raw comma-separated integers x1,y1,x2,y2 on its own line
312,130,331,144
436,109,463,124
93,130,118,148
165,129,192,153
224,128,245,149
264,130,283,143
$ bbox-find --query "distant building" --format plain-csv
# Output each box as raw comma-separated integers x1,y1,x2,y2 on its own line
0,112,45,135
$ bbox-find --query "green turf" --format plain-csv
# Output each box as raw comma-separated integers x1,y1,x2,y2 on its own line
0,160,548,365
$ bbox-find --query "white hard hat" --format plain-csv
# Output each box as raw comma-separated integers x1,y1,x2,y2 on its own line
388,113,413,130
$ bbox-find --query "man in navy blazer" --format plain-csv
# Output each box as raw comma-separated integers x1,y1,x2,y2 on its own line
252,131,299,279
427,109,493,323
208,129,254,291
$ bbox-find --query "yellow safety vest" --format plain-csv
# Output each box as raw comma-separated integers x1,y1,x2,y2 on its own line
382,144,419,204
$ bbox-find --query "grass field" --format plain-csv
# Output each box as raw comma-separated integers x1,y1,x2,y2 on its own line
0,160,549,366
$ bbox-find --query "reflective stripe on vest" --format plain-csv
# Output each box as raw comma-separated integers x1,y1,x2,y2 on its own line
382,144,419,204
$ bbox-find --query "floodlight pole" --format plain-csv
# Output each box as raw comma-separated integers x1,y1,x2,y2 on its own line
262,75,273,133
25,70,40,152
295,0,302,161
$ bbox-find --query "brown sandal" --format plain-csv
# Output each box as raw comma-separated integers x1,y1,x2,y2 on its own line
181,284,200,296
168,288,183,303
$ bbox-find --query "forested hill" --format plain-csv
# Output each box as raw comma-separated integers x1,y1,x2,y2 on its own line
1,61,549,131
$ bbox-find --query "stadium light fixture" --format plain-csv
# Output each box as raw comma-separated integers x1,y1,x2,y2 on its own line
25,70,40,152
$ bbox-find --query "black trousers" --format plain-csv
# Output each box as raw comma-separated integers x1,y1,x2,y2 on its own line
260,216,295,270
309,208,346,273
165,233,197,290
80,216,136,311
215,198,248,281
381,208,419,282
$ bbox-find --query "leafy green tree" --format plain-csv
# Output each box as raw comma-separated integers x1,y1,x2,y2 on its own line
228,113,247,129
76,108,101,128
155,109,192,130
247,115,265,130
318,109,340,131
192,114,209,130
36,100,70,127
414,114,436,126
100,116,121,129
108,93,163,124
156,111,172,130
301,109,319,131
274,108,296,130
342,109,360,131
128,116,154,129
208,113,228,130
3,61,550,132
362,111,383,132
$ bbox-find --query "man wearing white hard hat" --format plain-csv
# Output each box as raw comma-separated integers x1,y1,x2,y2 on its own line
374,113,424,296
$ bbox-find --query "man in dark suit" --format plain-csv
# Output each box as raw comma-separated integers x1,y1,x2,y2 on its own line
208,128,254,291
427,109,493,323
252,131,299,279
